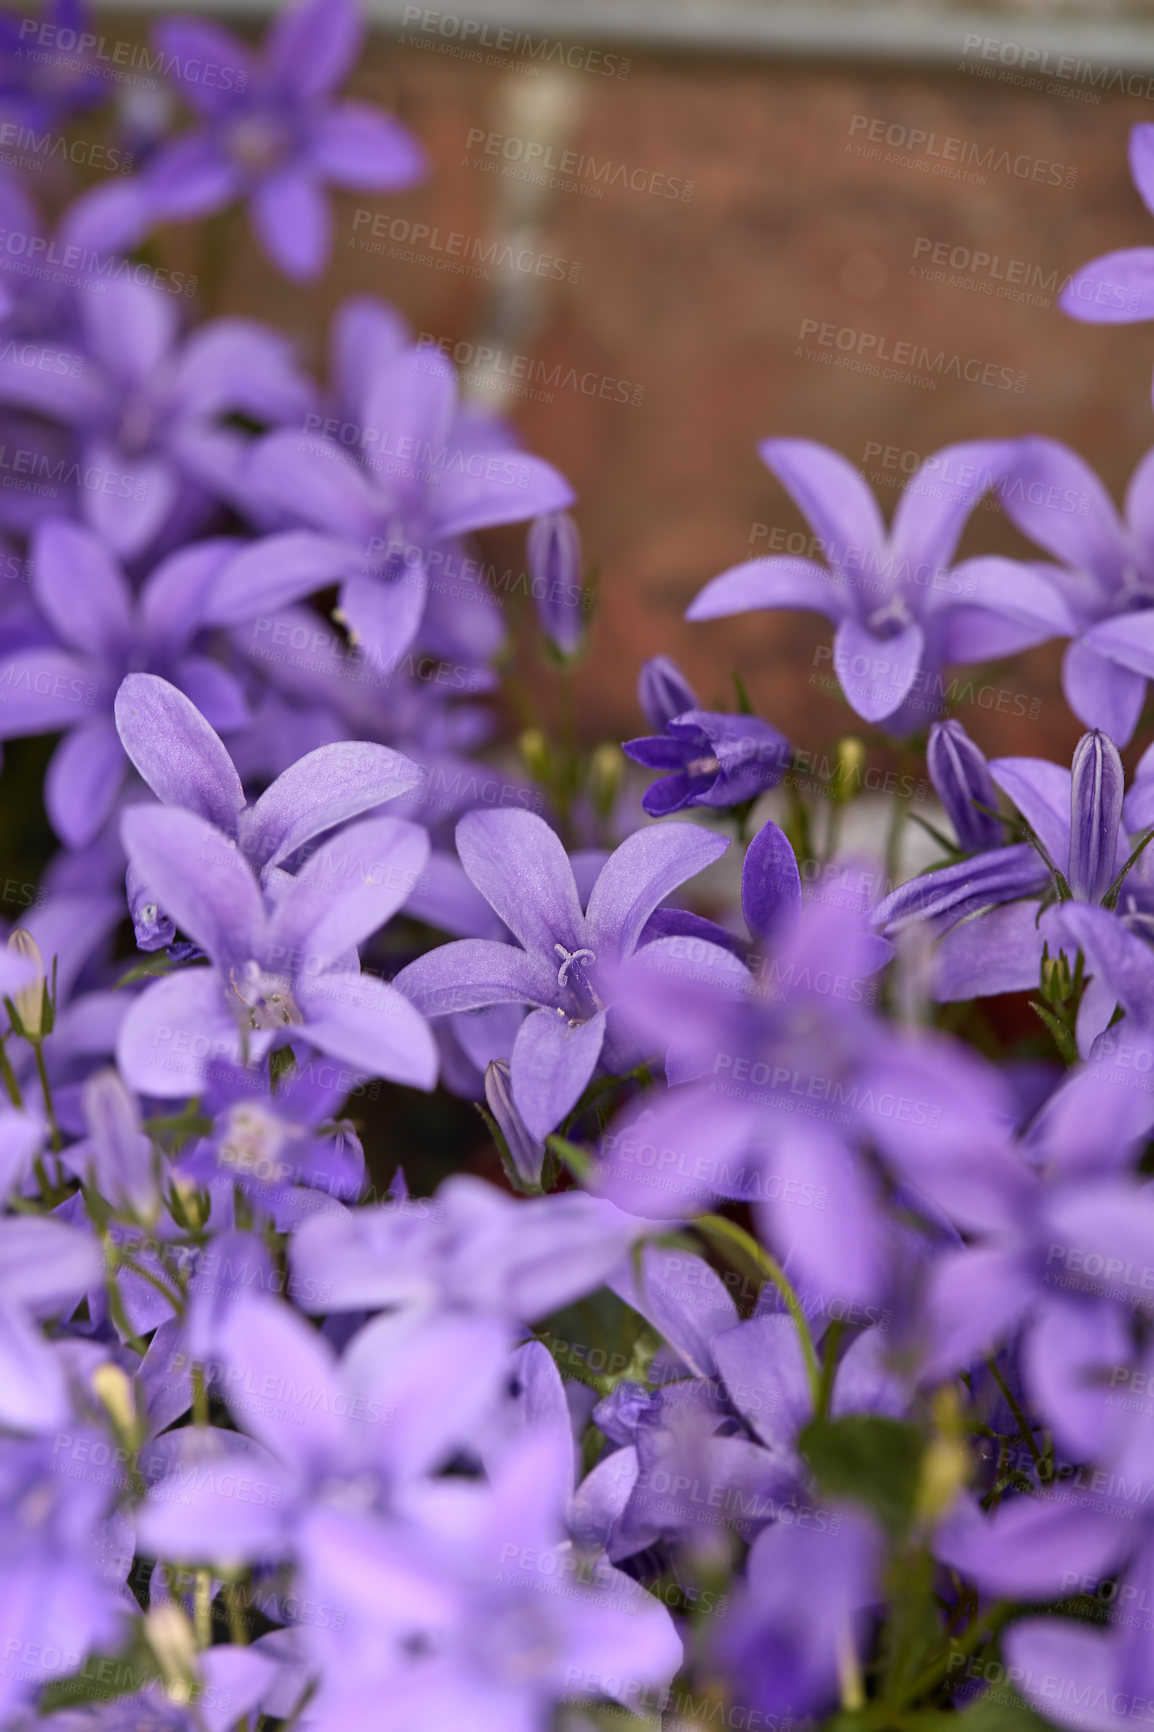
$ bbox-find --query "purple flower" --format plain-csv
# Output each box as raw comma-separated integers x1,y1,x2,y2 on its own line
638,655,699,731
0,522,251,847
126,0,426,280
114,671,425,943
115,801,437,1099
1059,124,1154,378
228,340,575,673
687,439,1071,732
394,807,731,1139
877,731,1154,1047
527,510,585,656
992,437,1154,744
0,3,106,132
926,718,1002,852
0,280,313,558
624,708,791,816
175,1055,367,1227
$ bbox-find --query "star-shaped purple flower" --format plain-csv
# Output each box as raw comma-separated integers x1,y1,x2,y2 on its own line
687,439,1072,733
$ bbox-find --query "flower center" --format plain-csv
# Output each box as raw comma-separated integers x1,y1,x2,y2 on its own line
230,961,301,1031
866,595,914,639
218,1102,294,1186
226,113,292,176
554,943,595,987
553,943,601,1021
1117,563,1154,613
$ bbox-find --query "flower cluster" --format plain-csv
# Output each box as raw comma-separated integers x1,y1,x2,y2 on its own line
2,6,1154,1730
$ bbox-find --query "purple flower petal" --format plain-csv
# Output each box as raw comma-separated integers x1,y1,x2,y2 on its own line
44,716,125,848
32,520,134,659
833,614,924,723
934,900,1046,1001
741,818,801,943
1046,902,1154,1024
937,1490,1126,1600
311,102,426,190
1059,248,1154,323
0,1216,103,1313
268,815,429,970
296,969,438,1091
510,1005,606,1140
1077,608,1154,682
121,804,264,967
117,967,242,1098
456,808,585,958
585,821,729,961
243,742,424,871
687,556,850,624
0,648,97,739
889,439,1016,574
217,1292,342,1467
595,1084,757,1220
115,674,245,834
989,754,1073,867
337,568,427,672
140,537,242,657
204,531,357,627
994,437,1127,580
265,0,363,100
394,940,562,1016
430,452,576,541
82,441,178,560
251,169,331,281
758,438,886,582
150,17,253,116
1063,635,1147,746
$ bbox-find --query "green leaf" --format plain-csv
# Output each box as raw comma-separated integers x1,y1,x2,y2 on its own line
114,955,201,990
800,1414,925,1538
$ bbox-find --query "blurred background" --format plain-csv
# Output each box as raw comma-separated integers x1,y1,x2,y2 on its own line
94,0,1154,765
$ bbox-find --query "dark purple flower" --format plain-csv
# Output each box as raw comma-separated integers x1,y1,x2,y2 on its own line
624,709,791,816
638,655,699,732
687,439,1071,732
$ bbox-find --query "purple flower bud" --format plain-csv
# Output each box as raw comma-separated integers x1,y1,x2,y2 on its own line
126,862,174,953
1069,728,1124,903
926,720,1001,852
638,655,699,731
527,511,585,655
485,1059,546,1190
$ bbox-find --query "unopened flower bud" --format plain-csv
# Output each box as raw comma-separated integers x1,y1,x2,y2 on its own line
831,735,866,805
926,719,1001,852
485,1059,545,1190
527,511,585,656
7,930,45,1036
1069,728,1124,903
638,655,698,731
92,1362,139,1443
145,1603,198,1699
520,726,552,786
588,742,624,821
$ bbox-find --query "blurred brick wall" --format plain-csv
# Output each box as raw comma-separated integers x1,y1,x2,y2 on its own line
124,21,1154,762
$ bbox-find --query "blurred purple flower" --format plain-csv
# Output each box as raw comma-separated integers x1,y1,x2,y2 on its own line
625,708,791,816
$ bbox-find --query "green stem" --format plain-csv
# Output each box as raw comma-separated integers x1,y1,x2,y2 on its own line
0,1038,23,1108
30,1037,61,1154
695,1214,821,1408
986,1358,1043,1471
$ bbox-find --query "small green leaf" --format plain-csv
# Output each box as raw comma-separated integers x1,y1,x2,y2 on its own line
800,1413,925,1538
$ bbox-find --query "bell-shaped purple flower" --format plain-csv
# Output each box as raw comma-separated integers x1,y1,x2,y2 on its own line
527,510,585,655
624,710,791,817
1068,729,1125,903
638,654,699,731
926,719,1001,852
